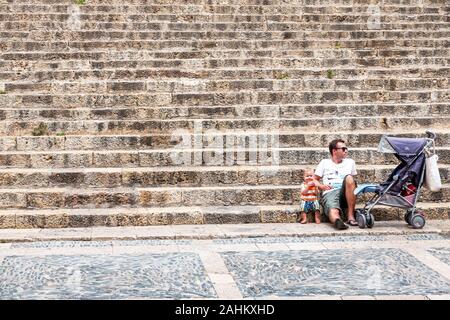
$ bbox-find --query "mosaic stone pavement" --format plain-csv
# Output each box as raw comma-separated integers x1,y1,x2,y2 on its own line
221,249,450,297
0,232,449,300
11,239,193,249
213,235,387,244
427,248,450,266
0,253,216,299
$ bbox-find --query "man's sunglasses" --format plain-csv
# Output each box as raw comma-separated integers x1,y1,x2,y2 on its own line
334,147,348,152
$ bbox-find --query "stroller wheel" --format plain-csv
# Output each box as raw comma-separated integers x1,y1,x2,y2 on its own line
367,213,375,228
357,214,367,229
411,214,426,229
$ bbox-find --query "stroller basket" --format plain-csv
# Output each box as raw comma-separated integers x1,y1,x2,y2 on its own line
356,184,416,209
376,192,416,208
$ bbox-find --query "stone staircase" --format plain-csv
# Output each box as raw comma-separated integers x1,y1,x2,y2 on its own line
0,0,448,228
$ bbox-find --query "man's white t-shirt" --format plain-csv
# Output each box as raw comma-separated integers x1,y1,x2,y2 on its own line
315,159,357,195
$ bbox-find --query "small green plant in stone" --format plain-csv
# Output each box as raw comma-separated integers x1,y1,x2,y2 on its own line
327,69,336,79
75,0,86,5
56,132,66,136
275,72,289,80
335,42,342,49
32,123,49,136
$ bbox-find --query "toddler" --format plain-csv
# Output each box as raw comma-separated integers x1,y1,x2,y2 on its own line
298,169,321,224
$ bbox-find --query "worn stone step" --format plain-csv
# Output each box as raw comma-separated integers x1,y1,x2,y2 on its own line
1,38,448,53
0,0,447,229
0,59,447,78
1,21,448,32
0,103,448,121
1,129,448,152
1,3,447,15
1,67,447,85
0,5,370,15
0,116,448,135
0,165,448,188
1,2,447,16
1,90,448,109
1,103,448,121
0,147,449,168
2,77,448,94
2,48,447,62
1,11,447,23
62,57,450,70
0,184,447,209
0,201,448,229
5,0,445,7
21,57,445,71
2,30,449,42
0,57,448,78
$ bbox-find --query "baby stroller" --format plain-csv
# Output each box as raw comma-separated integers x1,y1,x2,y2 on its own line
354,130,438,229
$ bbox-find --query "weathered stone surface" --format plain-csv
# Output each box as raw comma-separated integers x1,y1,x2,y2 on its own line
260,208,299,223
0,154,30,167
67,214,95,228
203,206,260,224
44,213,70,228
139,190,182,207
29,153,92,168
0,0,447,227
171,211,203,225
27,192,65,209
15,214,46,229
16,136,65,151
0,214,16,228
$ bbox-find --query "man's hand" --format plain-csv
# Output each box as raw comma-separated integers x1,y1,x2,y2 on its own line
313,175,331,191
319,184,332,191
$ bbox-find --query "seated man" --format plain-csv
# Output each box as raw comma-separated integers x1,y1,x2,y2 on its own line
314,139,358,230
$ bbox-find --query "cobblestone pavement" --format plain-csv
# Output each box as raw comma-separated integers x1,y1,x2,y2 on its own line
0,221,449,300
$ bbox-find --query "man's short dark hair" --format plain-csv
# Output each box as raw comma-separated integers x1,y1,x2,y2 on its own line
329,139,345,155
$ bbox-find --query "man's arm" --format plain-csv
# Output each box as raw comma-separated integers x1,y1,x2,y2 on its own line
313,175,332,191
314,160,332,191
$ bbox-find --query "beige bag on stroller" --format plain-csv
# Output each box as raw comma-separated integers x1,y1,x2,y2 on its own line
425,152,441,192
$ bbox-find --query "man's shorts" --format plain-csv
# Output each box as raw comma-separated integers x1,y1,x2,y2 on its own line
320,175,357,218
320,188,347,218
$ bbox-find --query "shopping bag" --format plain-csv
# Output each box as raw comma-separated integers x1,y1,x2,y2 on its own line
425,154,442,192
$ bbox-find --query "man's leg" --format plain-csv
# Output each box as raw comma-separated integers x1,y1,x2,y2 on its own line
344,175,357,221
328,208,348,230
328,208,341,224
322,189,348,230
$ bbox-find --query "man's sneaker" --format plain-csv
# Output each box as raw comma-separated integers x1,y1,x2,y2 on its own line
335,219,349,230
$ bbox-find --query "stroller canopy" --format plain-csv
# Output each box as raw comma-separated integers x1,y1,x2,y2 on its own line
377,135,428,192
378,136,428,157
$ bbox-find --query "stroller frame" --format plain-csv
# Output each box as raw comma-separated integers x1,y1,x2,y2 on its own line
355,130,437,229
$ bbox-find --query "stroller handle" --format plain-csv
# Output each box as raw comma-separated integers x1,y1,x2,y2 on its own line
426,130,436,140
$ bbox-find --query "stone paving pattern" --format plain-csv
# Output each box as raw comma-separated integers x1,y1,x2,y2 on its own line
0,253,216,299
427,248,450,266
406,234,450,241
11,239,193,249
221,249,450,297
0,222,449,300
213,235,387,244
